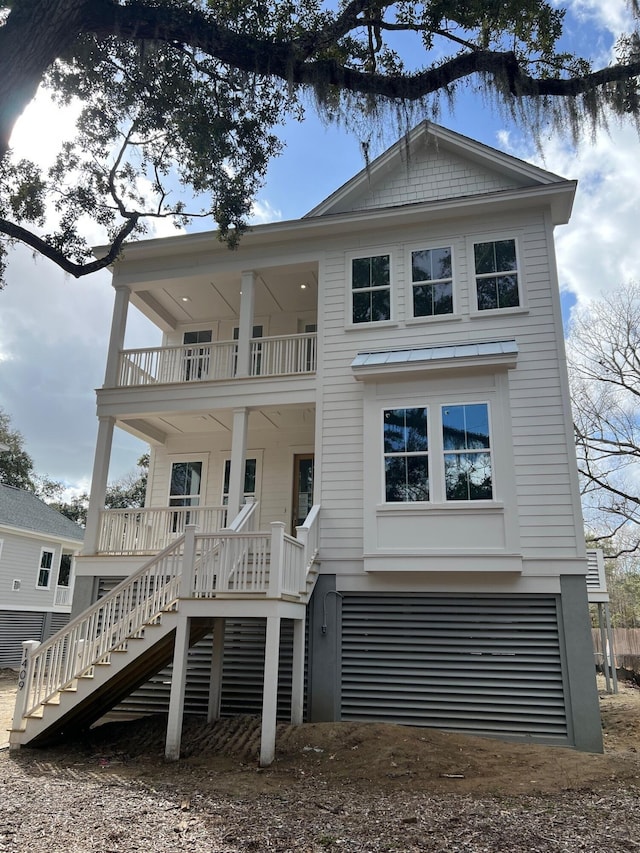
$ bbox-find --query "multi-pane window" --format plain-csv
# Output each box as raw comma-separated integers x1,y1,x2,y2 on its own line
411,246,453,317
169,460,202,531
383,408,429,502
474,239,519,310
442,404,492,500
183,329,212,381
351,255,391,323
37,549,54,588
223,458,257,504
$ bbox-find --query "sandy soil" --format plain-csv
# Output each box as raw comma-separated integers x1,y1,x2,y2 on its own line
1,670,640,852
2,669,640,796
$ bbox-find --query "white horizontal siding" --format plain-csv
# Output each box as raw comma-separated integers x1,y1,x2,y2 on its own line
317,203,581,571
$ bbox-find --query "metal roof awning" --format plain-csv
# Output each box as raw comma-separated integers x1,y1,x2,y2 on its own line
351,339,518,380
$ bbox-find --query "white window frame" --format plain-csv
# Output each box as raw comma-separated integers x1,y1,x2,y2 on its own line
440,401,494,502
36,547,55,590
468,233,526,314
406,242,456,321
346,249,395,327
382,406,430,504
222,456,259,505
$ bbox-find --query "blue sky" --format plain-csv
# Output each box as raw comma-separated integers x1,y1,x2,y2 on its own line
1,0,639,494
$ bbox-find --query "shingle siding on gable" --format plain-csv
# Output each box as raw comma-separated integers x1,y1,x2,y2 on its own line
340,146,522,213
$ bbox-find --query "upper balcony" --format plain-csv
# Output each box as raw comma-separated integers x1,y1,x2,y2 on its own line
116,332,317,388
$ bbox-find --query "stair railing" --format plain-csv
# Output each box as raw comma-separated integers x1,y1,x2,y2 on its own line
18,535,186,720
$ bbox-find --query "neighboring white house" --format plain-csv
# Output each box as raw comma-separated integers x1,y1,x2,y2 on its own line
0,484,83,667
11,122,602,761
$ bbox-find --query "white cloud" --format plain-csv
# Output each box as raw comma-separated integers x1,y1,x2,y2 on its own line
562,0,633,34
522,122,640,306
9,88,80,167
250,199,282,224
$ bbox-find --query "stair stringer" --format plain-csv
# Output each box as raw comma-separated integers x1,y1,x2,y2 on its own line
10,612,210,749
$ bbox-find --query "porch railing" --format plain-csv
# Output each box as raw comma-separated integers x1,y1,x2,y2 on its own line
97,505,228,555
54,585,73,608
13,504,320,730
116,333,316,387
250,333,317,377
18,536,185,720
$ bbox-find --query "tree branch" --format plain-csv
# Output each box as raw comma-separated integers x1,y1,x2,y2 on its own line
94,3,640,103
0,213,139,277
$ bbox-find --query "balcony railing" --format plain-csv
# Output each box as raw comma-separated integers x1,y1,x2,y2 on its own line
97,505,228,555
117,333,317,388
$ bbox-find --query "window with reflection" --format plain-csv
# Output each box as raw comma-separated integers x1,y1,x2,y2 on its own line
169,460,202,531
411,246,453,317
351,254,391,323
442,404,492,500
383,408,429,501
474,239,519,310
222,458,257,504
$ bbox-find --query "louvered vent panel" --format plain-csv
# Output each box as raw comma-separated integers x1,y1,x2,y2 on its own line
0,611,45,667
98,578,296,718
46,612,70,637
585,550,606,593
341,594,568,743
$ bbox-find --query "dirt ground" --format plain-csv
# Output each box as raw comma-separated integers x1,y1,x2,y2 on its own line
1,669,640,851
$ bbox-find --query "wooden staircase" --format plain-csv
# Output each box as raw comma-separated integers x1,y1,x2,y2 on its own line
10,505,320,763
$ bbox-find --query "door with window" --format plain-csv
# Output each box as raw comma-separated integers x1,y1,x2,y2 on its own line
292,454,314,532
233,325,263,375
169,460,202,532
183,330,212,381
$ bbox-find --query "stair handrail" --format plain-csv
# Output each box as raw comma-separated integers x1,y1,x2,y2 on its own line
296,504,320,573
19,535,186,719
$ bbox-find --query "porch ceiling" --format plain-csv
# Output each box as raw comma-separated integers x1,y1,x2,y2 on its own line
118,405,316,443
130,261,318,330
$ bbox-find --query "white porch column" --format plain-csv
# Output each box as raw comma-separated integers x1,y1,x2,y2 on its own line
260,614,281,767
235,271,255,377
82,415,115,555
104,284,130,388
227,406,249,519
207,617,226,723
165,614,191,761
291,615,305,725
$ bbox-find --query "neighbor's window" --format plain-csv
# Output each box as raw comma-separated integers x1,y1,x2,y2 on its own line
351,254,391,323
474,239,519,310
442,404,493,500
383,408,429,502
37,548,54,588
411,246,453,317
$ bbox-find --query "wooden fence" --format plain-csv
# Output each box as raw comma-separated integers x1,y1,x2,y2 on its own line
592,628,640,671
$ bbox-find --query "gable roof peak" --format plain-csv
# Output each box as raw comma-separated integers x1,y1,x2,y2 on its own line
305,120,568,218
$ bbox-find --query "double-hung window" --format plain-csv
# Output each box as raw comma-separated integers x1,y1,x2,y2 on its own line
37,548,54,588
351,254,391,323
383,408,429,502
442,403,493,500
222,458,257,505
474,238,519,310
411,246,453,317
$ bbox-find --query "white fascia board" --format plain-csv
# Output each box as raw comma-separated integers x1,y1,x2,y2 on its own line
96,181,576,281
0,524,83,548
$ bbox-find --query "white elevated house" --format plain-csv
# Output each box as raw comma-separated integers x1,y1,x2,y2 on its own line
11,122,602,762
0,484,83,667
